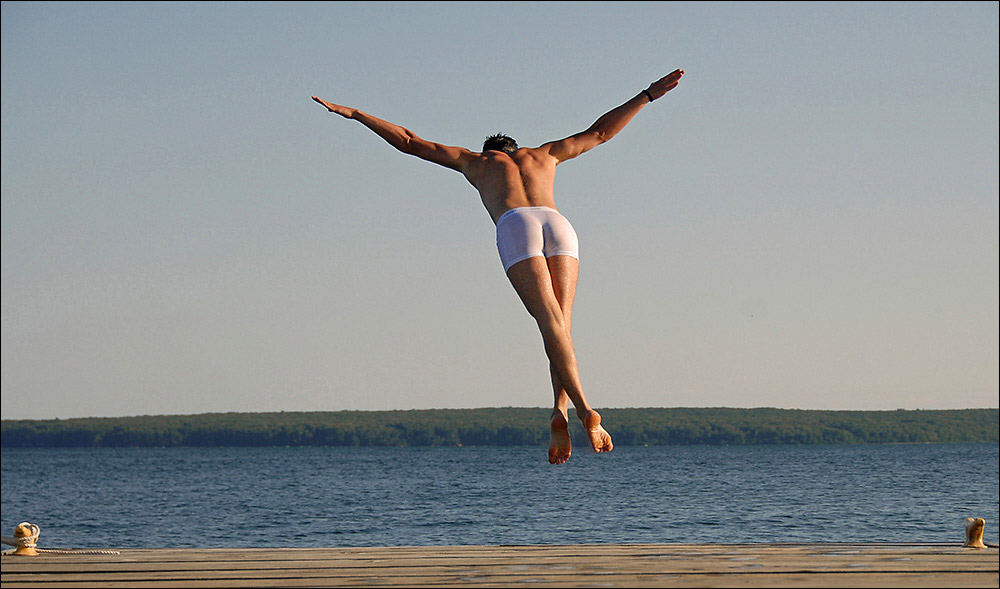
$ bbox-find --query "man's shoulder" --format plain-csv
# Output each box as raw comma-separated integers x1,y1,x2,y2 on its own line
512,147,558,168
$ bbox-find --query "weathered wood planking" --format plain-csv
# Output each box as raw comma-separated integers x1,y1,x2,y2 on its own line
2,543,998,588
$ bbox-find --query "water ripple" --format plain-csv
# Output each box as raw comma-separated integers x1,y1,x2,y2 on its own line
2,443,997,549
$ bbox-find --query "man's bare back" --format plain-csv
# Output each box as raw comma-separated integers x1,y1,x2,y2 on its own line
462,150,559,223
312,68,683,463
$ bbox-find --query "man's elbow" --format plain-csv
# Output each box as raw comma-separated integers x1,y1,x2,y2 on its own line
396,135,417,155
594,128,617,145
580,128,612,148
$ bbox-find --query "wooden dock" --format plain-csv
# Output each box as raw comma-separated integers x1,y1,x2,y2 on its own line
2,543,997,587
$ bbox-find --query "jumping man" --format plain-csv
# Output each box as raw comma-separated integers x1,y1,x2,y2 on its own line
313,68,684,464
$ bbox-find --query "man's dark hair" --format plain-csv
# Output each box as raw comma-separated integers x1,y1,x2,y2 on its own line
483,133,518,154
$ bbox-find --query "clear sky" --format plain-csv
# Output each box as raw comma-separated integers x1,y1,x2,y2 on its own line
2,1,997,420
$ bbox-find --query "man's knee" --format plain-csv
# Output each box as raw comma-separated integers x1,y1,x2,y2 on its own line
534,306,570,341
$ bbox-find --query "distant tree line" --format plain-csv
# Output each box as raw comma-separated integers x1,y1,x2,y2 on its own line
1,408,996,448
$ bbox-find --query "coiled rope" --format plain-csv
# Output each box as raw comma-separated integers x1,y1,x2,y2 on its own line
1,522,120,556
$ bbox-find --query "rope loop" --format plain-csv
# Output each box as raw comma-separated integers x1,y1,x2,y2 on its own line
0,522,39,548
2,523,120,556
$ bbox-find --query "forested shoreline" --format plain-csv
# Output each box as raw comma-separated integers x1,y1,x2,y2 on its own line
2,408,996,448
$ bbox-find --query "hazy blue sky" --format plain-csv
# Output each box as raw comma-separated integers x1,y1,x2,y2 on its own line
2,1,997,419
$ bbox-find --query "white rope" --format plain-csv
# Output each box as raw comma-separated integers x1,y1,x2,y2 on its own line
1,522,39,548
1,523,120,556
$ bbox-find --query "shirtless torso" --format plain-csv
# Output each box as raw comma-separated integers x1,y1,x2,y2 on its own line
312,68,684,463
463,149,559,223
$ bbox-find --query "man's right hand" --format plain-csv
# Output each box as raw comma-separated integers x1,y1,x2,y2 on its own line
312,96,356,119
646,69,685,101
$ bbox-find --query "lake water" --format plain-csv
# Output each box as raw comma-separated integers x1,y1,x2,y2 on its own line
2,443,997,550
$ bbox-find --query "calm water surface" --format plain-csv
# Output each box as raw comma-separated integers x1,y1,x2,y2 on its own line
2,444,997,549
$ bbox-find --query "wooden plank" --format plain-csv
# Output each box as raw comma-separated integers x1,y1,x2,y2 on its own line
2,543,997,588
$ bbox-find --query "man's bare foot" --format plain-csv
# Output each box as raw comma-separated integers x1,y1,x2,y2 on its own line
549,411,572,465
582,409,613,453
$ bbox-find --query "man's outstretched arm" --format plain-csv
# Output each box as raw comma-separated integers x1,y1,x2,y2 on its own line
312,96,476,172
542,69,684,163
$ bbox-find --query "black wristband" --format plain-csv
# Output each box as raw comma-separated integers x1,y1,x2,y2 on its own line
643,89,655,102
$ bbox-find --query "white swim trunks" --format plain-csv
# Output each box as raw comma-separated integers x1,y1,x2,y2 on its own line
495,206,580,272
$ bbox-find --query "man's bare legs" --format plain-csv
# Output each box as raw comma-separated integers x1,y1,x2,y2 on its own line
545,255,577,465
505,255,613,463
